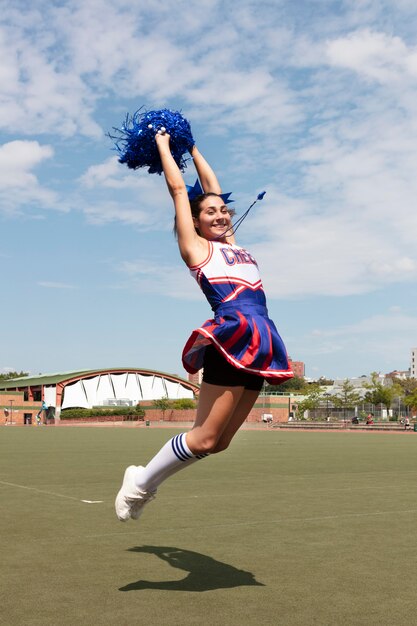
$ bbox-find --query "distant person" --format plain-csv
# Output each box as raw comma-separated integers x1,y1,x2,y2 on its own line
366,413,374,425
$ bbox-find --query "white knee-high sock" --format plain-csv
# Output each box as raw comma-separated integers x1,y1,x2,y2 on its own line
134,433,208,492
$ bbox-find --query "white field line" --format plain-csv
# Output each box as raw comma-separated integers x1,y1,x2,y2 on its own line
0,480,102,503
85,507,417,538
0,478,414,535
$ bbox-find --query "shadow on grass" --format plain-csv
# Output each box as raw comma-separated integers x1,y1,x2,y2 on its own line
119,545,265,592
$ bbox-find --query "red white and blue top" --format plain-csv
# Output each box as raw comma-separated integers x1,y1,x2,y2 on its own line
182,240,293,384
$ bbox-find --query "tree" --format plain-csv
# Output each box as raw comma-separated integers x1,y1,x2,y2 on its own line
317,377,335,386
363,372,403,416
396,377,417,397
265,376,307,393
403,390,417,414
134,404,146,420
172,398,196,410
152,396,173,420
332,379,362,420
0,370,29,381
404,389,417,411
295,387,323,420
392,378,417,417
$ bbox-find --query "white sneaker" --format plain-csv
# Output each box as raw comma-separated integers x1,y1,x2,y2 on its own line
115,465,156,522
131,467,157,520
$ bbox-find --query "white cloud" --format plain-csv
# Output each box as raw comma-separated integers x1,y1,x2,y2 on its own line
79,157,160,191
79,157,130,189
0,1,301,139
118,258,199,300
326,29,413,83
0,6,101,138
0,140,57,214
37,281,77,289
1,0,417,299
82,201,151,227
233,28,417,298
0,140,53,188
242,183,417,299
78,157,171,227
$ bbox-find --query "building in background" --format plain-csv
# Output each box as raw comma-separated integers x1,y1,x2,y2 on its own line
1,368,298,425
0,368,199,424
411,348,417,378
188,370,203,386
1,390,40,425
385,370,410,381
288,358,305,378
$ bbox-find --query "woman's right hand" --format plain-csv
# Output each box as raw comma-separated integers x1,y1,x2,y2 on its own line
155,131,171,151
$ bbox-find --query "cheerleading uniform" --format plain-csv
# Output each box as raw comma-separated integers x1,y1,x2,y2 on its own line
182,240,293,385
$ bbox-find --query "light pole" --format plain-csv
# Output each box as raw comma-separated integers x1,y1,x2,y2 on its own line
323,393,331,421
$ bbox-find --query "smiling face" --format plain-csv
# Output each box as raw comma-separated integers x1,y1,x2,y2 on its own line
193,195,232,241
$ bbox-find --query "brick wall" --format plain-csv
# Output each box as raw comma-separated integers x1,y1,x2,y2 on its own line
0,391,41,425
5,394,295,426
135,396,293,423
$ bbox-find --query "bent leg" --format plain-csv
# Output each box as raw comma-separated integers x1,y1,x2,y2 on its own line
134,383,245,491
212,389,261,453
116,383,258,521
186,382,246,455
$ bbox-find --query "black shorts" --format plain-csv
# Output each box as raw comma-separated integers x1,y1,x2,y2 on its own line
202,344,264,391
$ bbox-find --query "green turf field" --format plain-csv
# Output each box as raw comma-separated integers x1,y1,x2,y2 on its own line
1,427,417,626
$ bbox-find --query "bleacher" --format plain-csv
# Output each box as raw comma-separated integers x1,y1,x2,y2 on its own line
272,421,415,432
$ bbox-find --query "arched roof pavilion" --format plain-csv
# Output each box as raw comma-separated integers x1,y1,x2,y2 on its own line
0,368,199,418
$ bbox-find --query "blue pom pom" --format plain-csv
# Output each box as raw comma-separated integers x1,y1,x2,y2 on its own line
111,108,195,175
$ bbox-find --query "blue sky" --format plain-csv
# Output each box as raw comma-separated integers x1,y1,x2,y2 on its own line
1,0,417,380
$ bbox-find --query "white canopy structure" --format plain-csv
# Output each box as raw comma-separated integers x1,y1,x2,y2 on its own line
1,368,199,419
58,371,194,409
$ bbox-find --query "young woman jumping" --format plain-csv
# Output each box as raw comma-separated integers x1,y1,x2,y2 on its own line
115,131,293,521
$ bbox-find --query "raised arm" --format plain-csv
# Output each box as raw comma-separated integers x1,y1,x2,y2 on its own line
190,145,222,194
155,133,208,265
190,146,235,244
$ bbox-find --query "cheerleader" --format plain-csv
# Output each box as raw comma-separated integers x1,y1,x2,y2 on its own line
115,131,293,522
